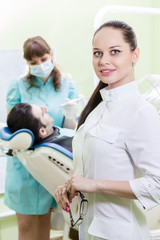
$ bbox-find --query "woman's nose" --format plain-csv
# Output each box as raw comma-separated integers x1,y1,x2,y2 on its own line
100,53,110,66
36,59,43,65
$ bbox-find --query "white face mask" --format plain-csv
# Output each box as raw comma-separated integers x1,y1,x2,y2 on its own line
30,59,55,78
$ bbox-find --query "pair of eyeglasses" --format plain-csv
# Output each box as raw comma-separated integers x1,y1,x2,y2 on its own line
69,191,88,228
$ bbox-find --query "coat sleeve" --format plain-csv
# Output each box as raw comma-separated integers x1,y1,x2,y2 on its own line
125,104,160,210
6,79,21,110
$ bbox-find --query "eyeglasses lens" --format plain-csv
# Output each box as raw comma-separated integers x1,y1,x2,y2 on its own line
80,200,88,216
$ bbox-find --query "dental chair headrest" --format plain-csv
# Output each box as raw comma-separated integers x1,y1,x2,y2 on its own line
0,126,34,150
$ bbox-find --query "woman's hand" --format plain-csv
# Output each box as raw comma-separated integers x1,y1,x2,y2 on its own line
54,175,96,211
62,98,78,120
61,99,78,129
65,175,96,202
54,185,70,212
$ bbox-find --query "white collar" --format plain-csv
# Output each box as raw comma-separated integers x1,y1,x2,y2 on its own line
100,81,138,102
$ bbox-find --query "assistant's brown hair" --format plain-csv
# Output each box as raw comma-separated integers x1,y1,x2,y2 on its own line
23,36,61,90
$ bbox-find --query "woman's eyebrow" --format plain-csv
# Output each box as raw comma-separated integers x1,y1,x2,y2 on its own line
109,45,121,49
93,45,121,50
93,48,100,50
29,60,36,64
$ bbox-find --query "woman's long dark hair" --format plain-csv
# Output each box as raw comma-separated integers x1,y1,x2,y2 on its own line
23,36,61,90
77,81,107,129
77,20,137,129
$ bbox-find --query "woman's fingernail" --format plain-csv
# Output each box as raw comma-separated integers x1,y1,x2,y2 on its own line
66,202,69,207
65,208,69,212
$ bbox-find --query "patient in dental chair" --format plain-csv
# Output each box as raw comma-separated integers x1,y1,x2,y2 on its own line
7,103,73,151
6,103,79,239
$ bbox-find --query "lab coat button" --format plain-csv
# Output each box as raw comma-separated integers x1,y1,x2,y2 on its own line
148,184,151,187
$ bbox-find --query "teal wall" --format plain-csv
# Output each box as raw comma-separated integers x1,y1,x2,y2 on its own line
1,0,160,239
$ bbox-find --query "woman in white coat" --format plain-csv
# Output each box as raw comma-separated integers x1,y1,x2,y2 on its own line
54,20,160,240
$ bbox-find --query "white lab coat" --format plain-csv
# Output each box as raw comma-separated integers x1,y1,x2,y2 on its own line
73,81,160,240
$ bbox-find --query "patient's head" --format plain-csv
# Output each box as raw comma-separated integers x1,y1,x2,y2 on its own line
7,103,54,144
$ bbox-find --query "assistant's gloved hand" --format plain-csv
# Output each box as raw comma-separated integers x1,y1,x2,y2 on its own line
61,99,78,120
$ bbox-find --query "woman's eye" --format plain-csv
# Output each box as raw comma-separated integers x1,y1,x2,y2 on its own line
111,50,121,55
30,62,36,65
93,51,102,57
41,58,47,62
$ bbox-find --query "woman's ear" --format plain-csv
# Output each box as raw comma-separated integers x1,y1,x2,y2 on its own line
132,47,140,66
38,127,47,138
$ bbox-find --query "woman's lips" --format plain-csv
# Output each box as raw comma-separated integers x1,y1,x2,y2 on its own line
100,69,116,76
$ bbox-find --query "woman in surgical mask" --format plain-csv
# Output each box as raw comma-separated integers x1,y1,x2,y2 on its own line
5,36,79,240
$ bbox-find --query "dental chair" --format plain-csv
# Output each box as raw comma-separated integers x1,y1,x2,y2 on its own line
0,126,80,240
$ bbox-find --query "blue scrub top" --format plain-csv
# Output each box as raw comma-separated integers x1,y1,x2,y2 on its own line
6,76,79,127
4,76,79,215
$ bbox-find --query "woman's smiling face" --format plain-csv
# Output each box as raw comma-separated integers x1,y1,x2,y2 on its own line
92,27,139,89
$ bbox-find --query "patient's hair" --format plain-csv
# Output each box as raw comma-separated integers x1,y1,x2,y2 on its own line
7,103,45,144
